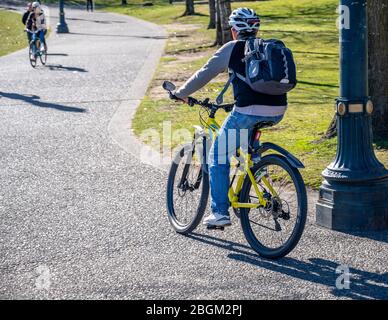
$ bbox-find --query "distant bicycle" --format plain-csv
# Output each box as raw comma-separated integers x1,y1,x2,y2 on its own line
26,30,47,68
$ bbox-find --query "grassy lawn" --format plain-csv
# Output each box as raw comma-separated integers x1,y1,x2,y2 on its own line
101,0,387,188
0,9,27,56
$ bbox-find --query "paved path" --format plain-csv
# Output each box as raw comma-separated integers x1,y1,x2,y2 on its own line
0,7,387,300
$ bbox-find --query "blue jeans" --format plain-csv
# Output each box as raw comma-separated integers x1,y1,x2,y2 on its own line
32,30,46,53
208,110,283,216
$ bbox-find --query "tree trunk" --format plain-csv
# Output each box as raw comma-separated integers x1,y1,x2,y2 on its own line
368,0,388,139
208,0,216,29
182,0,195,16
325,114,337,139
215,0,232,45
121,0,127,5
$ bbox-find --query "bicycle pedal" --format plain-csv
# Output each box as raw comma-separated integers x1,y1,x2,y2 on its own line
206,225,225,231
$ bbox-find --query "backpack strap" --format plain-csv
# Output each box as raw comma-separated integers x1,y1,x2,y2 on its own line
235,72,246,82
216,71,236,105
216,39,263,105
242,38,264,62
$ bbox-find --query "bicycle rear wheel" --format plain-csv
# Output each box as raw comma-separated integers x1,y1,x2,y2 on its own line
166,142,209,234
239,154,307,259
29,41,37,68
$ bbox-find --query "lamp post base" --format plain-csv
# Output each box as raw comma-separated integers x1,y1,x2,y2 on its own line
56,22,69,34
316,178,388,231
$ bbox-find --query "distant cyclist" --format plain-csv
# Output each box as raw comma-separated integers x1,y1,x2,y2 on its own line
86,0,94,12
22,3,33,43
26,2,47,60
173,8,289,227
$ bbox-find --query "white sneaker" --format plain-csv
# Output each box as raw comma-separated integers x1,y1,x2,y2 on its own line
203,212,231,227
30,54,35,60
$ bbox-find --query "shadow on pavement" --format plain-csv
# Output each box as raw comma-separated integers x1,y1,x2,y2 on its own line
0,92,86,113
46,64,88,73
47,53,69,57
346,231,388,243
187,232,388,300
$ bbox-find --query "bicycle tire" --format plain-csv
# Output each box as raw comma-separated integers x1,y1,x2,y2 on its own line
166,142,209,234
39,44,47,65
29,41,37,68
239,154,307,259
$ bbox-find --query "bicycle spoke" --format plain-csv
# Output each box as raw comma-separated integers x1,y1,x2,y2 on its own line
249,218,278,232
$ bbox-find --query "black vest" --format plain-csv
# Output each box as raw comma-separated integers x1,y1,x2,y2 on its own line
228,40,287,107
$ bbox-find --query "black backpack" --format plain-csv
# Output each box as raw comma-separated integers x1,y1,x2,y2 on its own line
217,38,297,104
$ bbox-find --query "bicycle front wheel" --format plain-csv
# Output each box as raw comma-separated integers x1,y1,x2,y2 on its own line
239,154,307,259
166,142,209,234
29,42,36,68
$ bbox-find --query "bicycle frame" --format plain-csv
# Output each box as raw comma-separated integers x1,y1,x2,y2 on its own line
202,117,278,210
27,30,45,55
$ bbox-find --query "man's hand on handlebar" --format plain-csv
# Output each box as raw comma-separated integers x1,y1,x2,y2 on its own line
176,95,188,104
162,80,233,112
168,91,187,104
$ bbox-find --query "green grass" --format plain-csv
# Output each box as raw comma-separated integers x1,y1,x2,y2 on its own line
0,9,27,56
102,0,387,188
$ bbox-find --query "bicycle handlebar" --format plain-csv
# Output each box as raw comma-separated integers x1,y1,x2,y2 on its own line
187,96,234,113
164,81,233,114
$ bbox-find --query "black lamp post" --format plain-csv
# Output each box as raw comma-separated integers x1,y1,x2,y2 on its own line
56,0,69,33
316,0,388,231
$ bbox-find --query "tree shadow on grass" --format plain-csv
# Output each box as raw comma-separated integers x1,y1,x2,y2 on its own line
298,80,339,88
298,3,337,17
0,92,86,113
166,43,216,55
187,232,388,300
177,12,209,19
65,17,127,24
293,50,338,56
259,2,335,20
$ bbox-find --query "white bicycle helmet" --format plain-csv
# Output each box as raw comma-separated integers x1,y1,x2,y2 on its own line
228,7,260,33
32,2,40,9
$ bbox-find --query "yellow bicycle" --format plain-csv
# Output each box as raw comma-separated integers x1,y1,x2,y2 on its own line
163,81,307,259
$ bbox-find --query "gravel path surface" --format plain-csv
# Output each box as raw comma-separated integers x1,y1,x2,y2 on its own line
0,6,387,300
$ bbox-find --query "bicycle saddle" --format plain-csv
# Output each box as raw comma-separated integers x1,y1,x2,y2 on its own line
254,121,275,130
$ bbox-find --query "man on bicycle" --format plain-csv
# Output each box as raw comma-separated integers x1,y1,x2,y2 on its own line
173,8,287,227
26,2,47,60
